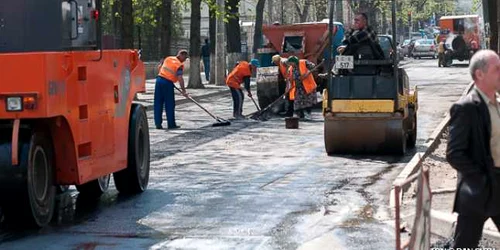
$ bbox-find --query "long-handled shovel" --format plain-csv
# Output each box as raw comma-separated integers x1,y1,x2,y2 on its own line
249,89,290,120
173,85,231,127
249,95,261,111
250,59,326,121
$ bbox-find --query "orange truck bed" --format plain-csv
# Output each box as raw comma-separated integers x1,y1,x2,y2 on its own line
262,22,335,63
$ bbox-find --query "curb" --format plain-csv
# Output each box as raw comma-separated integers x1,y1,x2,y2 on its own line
390,81,477,240
391,81,474,201
430,210,500,243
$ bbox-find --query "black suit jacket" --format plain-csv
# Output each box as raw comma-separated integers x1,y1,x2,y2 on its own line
446,87,500,216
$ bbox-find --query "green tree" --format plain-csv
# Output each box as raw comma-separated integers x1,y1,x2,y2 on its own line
187,0,204,88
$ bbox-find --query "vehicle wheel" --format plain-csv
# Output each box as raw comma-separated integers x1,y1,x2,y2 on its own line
114,104,150,194
407,108,417,148
257,95,271,111
76,174,110,198
2,130,57,228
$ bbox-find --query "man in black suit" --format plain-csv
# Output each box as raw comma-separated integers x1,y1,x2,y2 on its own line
446,49,500,248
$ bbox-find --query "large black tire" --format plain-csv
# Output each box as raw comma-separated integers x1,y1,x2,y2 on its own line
114,104,150,194
76,174,110,198
257,95,271,111
407,108,417,148
2,130,57,228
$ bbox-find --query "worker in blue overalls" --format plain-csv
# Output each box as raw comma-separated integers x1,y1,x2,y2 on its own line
155,50,189,130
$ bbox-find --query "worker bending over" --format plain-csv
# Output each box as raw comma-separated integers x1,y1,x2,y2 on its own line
226,59,260,119
155,50,189,129
286,56,317,120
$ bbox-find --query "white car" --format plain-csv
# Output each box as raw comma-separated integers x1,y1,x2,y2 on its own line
412,39,437,59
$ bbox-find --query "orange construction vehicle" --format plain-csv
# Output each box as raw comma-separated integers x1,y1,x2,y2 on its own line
0,0,150,227
256,21,342,110
438,15,482,66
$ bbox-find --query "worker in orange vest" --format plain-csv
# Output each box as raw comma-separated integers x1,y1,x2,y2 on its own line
286,56,317,120
226,59,260,119
155,50,189,129
272,55,294,117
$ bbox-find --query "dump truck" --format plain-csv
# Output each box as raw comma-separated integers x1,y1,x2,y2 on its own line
256,21,344,110
0,0,150,227
438,15,482,66
323,0,418,155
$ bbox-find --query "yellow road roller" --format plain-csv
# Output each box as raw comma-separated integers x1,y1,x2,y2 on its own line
322,35,418,155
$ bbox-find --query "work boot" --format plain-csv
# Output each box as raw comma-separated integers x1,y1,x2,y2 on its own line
235,114,246,120
156,125,163,129
303,112,312,121
168,125,181,129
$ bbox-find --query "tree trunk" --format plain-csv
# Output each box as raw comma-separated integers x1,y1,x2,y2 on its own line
382,10,388,34
215,0,227,86
161,0,172,56
267,0,273,23
225,0,242,70
253,0,266,57
294,0,311,23
335,0,342,22
112,0,120,47
188,0,204,89
121,0,134,49
209,5,216,85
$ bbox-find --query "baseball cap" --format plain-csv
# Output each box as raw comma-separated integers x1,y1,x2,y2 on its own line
250,59,260,67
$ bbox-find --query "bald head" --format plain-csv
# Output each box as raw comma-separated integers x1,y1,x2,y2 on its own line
470,49,500,92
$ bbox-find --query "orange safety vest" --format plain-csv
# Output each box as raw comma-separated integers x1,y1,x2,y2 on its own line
287,60,317,101
226,61,252,89
278,61,288,77
158,56,183,82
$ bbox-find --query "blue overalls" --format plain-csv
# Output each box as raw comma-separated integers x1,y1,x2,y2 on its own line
154,67,183,129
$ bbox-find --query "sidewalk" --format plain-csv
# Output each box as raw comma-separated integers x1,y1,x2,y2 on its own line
400,132,500,248
135,76,256,110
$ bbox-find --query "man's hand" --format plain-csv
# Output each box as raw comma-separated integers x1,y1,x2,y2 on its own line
337,46,346,54
181,89,188,97
247,91,252,98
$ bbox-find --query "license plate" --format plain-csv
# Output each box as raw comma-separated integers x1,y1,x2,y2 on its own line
335,55,354,69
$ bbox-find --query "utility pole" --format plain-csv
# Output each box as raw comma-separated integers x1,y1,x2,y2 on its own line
215,0,226,86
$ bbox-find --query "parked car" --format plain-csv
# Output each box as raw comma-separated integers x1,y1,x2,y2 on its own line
412,39,437,59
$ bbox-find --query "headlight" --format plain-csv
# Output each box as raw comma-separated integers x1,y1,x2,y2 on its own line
6,97,23,111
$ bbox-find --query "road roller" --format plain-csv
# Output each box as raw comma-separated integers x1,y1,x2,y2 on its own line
0,0,150,227
322,0,418,155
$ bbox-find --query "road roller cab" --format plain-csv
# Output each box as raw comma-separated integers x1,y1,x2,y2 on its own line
0,0,151,228
323,9,418,155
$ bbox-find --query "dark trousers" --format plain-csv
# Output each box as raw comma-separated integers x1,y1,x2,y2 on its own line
203,56,210,81
154,76,176,128
438,52,445,66
453,213,500,248
229,87,244,117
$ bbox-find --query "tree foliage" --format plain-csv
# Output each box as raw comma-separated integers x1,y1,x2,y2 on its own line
100,0,184,59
